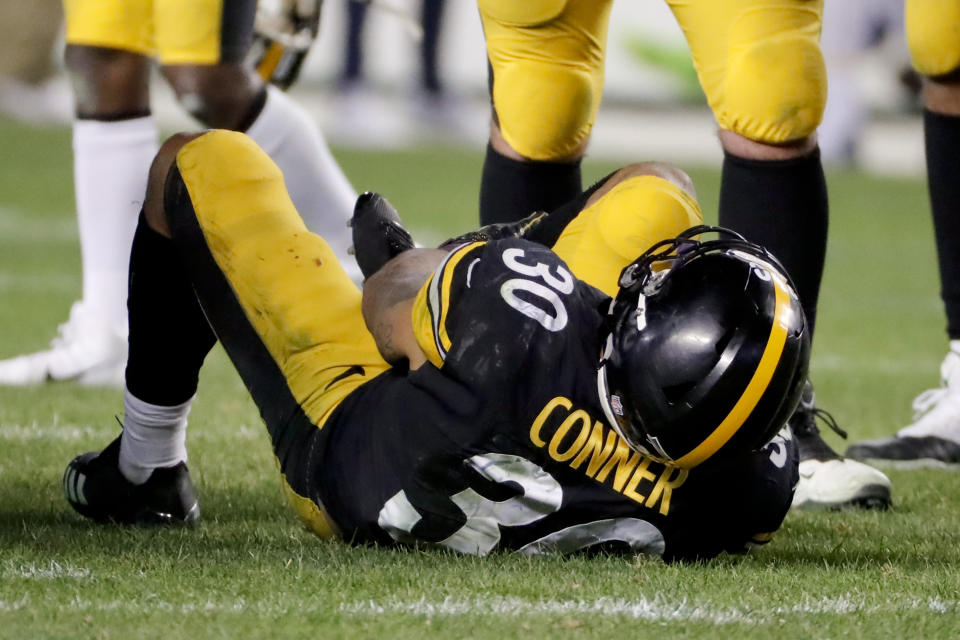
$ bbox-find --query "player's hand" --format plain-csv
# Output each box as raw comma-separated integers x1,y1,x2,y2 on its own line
247,0,322,89
439,211,549,249
349,192,416,280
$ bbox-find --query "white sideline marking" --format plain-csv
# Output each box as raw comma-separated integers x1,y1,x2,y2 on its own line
814,353,947,376
0,594,953,622
0,273,79,294
338,595,960,624
0,423,263,442
0,207,79,242
5,561,90,580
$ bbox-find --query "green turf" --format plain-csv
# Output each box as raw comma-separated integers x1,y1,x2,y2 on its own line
1,116,960,639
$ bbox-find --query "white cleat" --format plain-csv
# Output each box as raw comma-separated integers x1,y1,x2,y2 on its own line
845,346,960,466
792,457,892,510
0,302,126,388
789,380,892,510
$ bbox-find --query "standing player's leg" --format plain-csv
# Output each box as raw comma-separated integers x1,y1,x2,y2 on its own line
846,1,960,465
154,0,359,280
0,0,161,387
64,131,388,532
476,0,613,225
665,0,890,509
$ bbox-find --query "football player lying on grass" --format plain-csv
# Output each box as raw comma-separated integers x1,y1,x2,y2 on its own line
63,129,809,561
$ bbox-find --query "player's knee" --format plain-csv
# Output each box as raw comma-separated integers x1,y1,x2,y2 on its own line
162,64,262,129
478,0,568,26
493,60,597,161
613,163,696,202
721,35,826,144
64,44,151,117
144,132,204,236
906,0,960,77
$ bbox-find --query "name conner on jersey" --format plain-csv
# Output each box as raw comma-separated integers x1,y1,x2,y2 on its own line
530,395,687,516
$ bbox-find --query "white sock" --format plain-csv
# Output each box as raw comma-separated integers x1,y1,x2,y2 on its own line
246,86,359,279
118,390,192,485
73,117,158,331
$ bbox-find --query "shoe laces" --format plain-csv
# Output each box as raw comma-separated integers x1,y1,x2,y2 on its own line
790,381,849,440
793,404,849,440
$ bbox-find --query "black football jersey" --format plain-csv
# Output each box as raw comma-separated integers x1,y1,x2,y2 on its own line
312,239,798,560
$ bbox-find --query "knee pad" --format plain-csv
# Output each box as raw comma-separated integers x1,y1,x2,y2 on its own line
907,0,960,77
553,175,703,297
478,0,568,26
721,34,826,143
494,59,598,161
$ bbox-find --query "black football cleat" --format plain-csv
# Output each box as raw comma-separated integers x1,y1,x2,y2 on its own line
63,436,200,525
349,192,415,280
845,349,960,468
846,435,960,467
789,381,892,510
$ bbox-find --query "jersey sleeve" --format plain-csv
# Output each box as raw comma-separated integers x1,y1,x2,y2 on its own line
411,238,587,389
411,241,486,368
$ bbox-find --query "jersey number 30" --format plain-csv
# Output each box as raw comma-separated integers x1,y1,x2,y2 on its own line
499,248,574,332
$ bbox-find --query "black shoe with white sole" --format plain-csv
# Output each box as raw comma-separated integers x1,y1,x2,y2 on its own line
846,435,960,467
63,436,200,525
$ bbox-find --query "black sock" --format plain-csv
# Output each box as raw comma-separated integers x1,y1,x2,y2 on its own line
479,144,582,225
126,216,217,406
924,109,960,340
719,149,828,334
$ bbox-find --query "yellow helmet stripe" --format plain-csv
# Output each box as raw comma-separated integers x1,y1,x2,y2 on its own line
256,42,286,83
674,271,792,468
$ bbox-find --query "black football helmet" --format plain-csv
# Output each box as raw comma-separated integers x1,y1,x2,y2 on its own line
597,225,810,469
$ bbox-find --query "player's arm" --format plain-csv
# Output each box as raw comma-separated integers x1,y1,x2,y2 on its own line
361,248,448,369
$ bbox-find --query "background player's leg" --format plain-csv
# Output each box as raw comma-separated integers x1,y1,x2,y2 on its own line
717,143,827,335
476,0,612,225
158,0,359,281
846,72,960,463
0,45,156,387
665,0,890,509
479,142,583,226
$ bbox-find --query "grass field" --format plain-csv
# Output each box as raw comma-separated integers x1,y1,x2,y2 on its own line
2,115,960,639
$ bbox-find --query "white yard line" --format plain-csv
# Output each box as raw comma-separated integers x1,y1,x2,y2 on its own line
337,594,958,623
0,422,263,442
0,593,954,623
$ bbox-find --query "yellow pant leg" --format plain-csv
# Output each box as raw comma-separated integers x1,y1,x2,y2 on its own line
176,130,389,429
65,0,225,64
64,0,154,55
479,0,613,161
175,131,388,537
552,175,703,297
666,0,826,144
154,0,227,65
906,0,960,77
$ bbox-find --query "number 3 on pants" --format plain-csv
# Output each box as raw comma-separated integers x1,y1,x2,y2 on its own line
378,453,563,555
